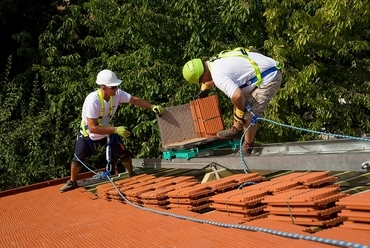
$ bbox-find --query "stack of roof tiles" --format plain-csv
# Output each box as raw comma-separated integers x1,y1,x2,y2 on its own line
96,174,156,202
205,173,265,194
168,184,213,211
336,190,370,231
189,95,224,138
156,95,225,149
263,187,348,227
205,171,347,226
269,171,339,188
210,188,269,221
140,176,199,209
168,173,264,211
96,172,265,212
124,176,176,206
97,175,199,208
96,171,356,229
206,173,266,220
258,171,347,227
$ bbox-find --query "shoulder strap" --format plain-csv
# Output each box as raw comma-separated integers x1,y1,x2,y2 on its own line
80,89,113,137
208,47,263,87
97,89,113,125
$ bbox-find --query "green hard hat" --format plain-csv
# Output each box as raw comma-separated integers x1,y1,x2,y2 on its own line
182,58,204,84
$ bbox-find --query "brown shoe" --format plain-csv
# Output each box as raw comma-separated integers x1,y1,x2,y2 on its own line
242,141,255,156
60,180,78,193
129,171,137,178
217,126,243,140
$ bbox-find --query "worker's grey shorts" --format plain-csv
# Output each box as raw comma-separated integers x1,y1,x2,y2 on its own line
244,70,282,120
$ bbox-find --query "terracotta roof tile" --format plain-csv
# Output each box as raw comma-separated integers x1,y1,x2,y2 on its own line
1,171,370,247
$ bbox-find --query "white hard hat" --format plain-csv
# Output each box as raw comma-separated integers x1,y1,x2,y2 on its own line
96,69,122,86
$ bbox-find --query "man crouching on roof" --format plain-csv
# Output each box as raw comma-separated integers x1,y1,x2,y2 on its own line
60,69,164,192
182,47,282,156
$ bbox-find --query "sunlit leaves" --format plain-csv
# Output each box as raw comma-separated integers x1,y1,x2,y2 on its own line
262,0,370,143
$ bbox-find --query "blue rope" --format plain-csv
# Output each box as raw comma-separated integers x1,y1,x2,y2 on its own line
74,133,113,179
239,102,258,173
239,123,254,174
239,116,370,173
239,102,370,173
259,117,370,142
237,181,257,190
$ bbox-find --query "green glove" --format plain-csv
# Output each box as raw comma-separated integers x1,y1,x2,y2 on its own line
114,126,130,139
151,105,164,116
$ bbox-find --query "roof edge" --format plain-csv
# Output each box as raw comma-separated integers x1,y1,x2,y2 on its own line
0,169,104,197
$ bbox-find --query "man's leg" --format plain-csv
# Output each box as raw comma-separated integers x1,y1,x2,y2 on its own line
242,71,282,155
121,157,136,177
111,138,137,177
217,107,244,140
241,119,259,155
59,161,82,193
70,161,82,182
60,134,93,192
243,120,259,144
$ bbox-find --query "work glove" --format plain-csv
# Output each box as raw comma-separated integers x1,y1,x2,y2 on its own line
196,89,210,99
234,107,246,125
114,126,130,139
151,105,164,116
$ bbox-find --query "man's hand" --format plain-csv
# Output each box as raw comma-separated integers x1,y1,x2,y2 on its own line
114,126,131,139
197,83,212,99
151,105,164,116
196,89,210,99
234,107,245,125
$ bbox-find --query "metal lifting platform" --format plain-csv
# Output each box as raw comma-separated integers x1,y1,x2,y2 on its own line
162,139,240,160
134,138,370,172
144,96,370,172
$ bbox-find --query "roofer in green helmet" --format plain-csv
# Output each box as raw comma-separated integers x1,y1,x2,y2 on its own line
182,47,282,155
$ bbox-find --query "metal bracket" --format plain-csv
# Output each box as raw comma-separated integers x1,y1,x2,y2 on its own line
210,163,220,180
361,160,370,171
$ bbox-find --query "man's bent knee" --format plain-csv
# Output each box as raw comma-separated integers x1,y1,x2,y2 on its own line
71,158,82,168
118,150,133,162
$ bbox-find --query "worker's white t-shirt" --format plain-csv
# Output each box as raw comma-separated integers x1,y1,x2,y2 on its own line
210,52,279,98
81,89,131,140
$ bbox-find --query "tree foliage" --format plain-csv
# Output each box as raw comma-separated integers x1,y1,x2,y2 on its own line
261,0,370,142
1,0,370,190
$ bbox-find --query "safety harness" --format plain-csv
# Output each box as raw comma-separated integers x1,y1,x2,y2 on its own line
208,47,280,88
80,89,114,154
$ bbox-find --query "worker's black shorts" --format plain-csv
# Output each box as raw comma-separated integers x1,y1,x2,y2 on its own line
73,133,131,162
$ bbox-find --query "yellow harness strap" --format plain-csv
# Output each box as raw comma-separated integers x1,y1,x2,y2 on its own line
81,89,113,137
208,47,264,87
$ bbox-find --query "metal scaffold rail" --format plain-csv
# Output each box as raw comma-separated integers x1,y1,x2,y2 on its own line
133,139,370,172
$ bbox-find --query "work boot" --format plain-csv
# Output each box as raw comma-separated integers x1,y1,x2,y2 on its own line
128,171,137,178
242,141,255,156
217,126,243,140
60,180,78,193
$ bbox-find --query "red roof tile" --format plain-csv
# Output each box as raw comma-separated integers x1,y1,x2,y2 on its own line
1,172,370,247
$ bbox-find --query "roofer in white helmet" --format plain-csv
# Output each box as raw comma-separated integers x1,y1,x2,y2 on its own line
60,69,164,192
182,47,282,155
